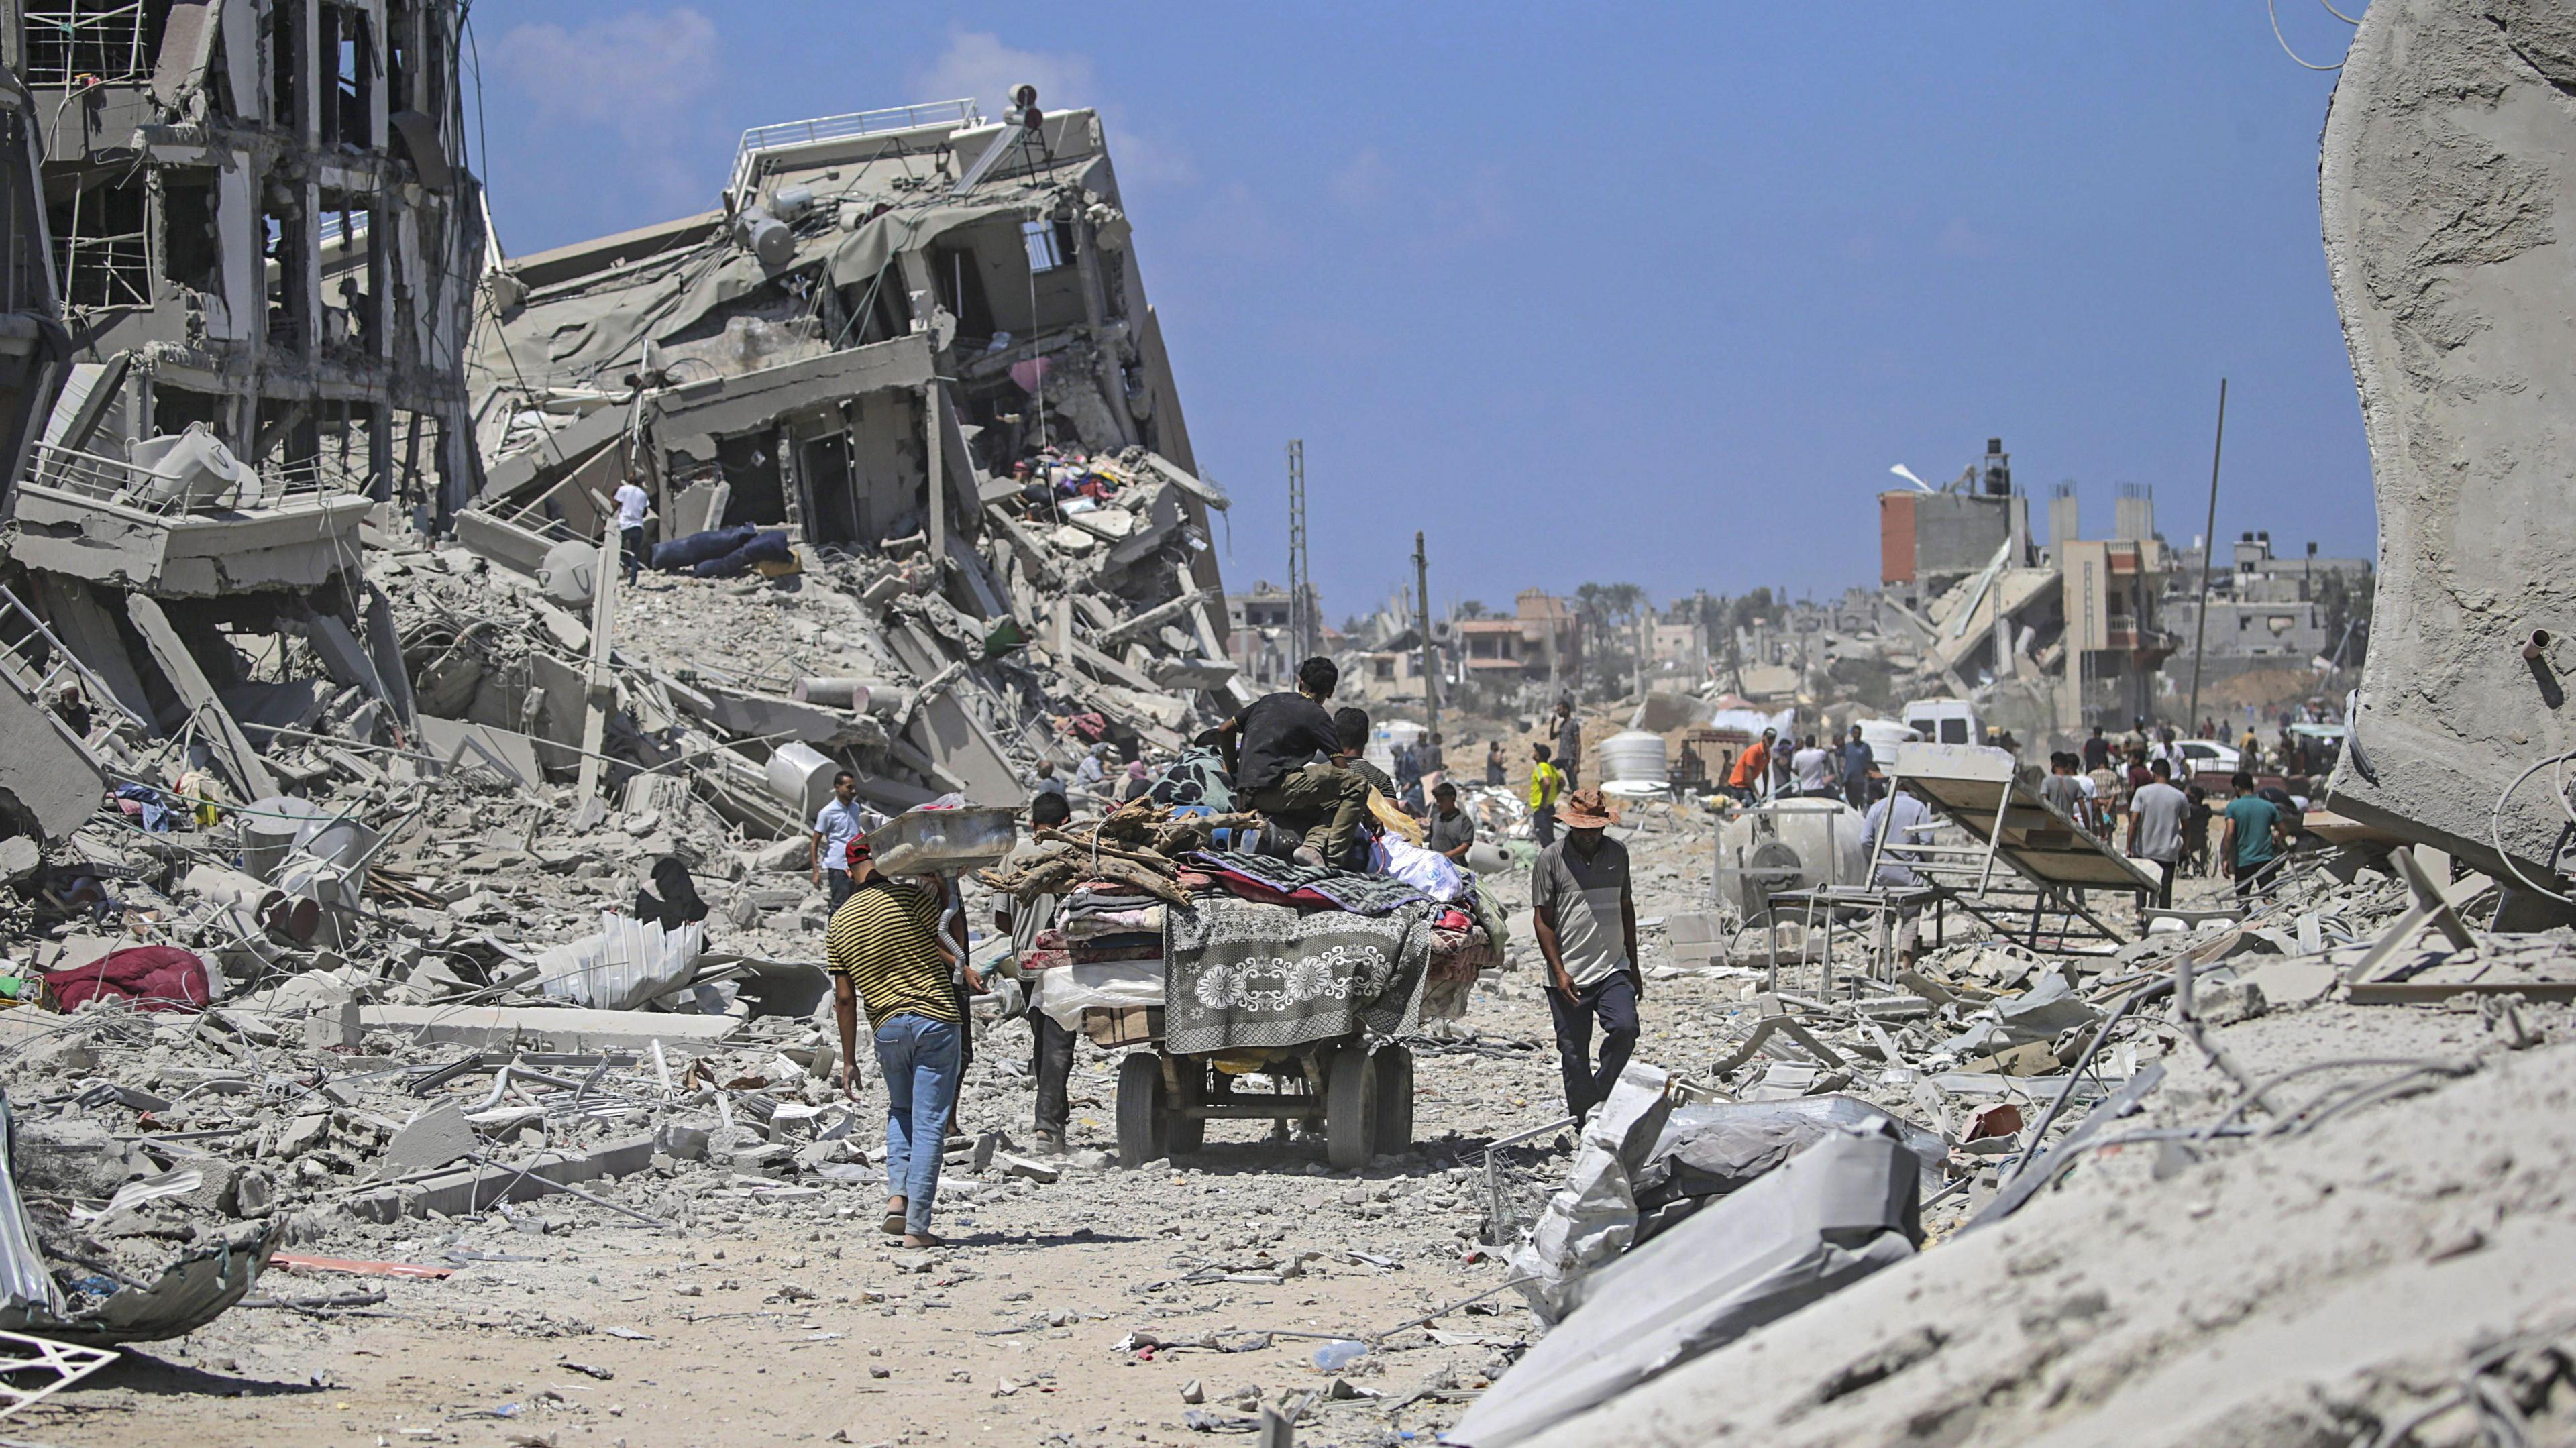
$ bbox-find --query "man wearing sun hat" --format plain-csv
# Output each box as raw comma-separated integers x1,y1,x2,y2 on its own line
1528,787,1641,1120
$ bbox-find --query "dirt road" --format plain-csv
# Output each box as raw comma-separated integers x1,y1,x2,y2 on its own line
38,805,1758,1447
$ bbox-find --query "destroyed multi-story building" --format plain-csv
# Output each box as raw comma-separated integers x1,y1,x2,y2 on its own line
461,95,1223,608
433,94,1243,816
1224,581,1309,692
1877,437,2030,612
0,1,475,822
3,0,482,514
1454,590,1580,699
2163,529,2373,687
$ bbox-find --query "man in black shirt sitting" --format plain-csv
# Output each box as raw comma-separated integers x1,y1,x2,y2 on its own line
1216,657,1371,867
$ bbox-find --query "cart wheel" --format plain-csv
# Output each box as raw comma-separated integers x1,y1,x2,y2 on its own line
1115,1052,1168,1168
1168,1062,1206,1156
1372,1044,1414,1155
1324,1046,1379,1171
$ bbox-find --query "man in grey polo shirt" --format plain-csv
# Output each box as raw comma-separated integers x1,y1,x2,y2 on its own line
1425,781,1476,863
1529,789,1640,1119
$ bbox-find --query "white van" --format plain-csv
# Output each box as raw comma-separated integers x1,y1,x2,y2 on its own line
1900,697,1984,747
1851,718,1923,755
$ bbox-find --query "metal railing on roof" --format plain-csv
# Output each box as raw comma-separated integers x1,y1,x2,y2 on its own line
728,99,983,199
27,441,355,516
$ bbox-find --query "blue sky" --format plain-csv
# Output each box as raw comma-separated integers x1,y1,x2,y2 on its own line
468,2,2372,622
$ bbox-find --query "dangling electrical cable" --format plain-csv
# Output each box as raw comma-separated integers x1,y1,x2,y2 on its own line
2268,0,2347,70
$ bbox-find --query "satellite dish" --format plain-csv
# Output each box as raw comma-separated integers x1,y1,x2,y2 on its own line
1889,464,1933,492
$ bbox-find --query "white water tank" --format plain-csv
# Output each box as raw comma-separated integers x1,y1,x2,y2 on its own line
1713,797,1869,917
1597,730,1669,786
765,741,839,821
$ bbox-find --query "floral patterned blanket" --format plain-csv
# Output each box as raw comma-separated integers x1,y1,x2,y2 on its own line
1163,897,1435,1054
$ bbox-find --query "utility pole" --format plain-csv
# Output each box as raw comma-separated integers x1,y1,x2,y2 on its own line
1545,598,1560,703
1413,531,1438,746
1285,440,1310,661
2185,379,2228,738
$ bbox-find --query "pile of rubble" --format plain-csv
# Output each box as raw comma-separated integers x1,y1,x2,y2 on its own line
1447,817,2576,1446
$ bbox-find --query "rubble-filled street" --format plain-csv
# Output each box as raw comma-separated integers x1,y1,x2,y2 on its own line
2,3,2573,1446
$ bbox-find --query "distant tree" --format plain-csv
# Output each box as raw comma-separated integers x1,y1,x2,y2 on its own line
1572,583,1609,667
1457,600,1489,620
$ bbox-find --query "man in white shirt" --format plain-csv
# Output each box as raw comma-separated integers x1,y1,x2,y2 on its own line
810,771,877,913
2127,757,2190,908
612,478,651,585
1790,735,1832,797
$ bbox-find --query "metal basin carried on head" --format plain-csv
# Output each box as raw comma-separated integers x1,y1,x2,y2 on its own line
866,806,1018,875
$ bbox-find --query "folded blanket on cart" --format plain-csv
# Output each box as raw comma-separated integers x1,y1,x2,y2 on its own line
1163,895,1434,1054
1018,927,1071,973
1066,886,1162,912
1063,904,1165,940
1188,850,1428,916
1068,932,1164,965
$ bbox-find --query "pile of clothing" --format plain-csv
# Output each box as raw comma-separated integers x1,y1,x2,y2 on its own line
1061,887,1165,966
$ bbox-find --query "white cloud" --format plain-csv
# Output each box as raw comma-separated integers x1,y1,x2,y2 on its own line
911,30,1095,118
1332,148,1391,207
495,9,720,209
1110,129,1199,189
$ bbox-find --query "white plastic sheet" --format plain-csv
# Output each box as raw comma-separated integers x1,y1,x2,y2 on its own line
1034,960,1163,1027
1453,1123,1921,1448
537,913,706,1011
1374,837,1468,903
1505,1064,1673,1324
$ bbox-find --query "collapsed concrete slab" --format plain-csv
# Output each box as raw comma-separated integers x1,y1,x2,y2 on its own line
356,1004,743,1055
2320,0,2576,889
343,1134,657,1224
0,669,101,842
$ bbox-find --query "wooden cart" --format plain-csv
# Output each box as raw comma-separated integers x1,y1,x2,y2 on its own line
1087,1006,1416,1172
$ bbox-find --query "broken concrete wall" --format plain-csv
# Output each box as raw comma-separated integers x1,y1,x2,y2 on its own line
0,673,102,842
2320,0,2576,885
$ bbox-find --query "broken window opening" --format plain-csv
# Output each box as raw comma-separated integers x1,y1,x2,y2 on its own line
21,1,174,86
318,5,371,148
47,178,150,310
832,266,912,349
929,244,996,343
714,433,785,528
262,200,309,353
1021,218,1066,274
150,384,221,437
317,203,376,353
384,3,413,113
267,0,299,129
159,174,219,292
801,431,857,547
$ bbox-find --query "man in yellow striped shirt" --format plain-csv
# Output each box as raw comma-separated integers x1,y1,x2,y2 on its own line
828,840,977,1247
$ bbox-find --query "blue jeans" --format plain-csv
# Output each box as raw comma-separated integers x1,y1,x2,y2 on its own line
874,1014,961,1236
